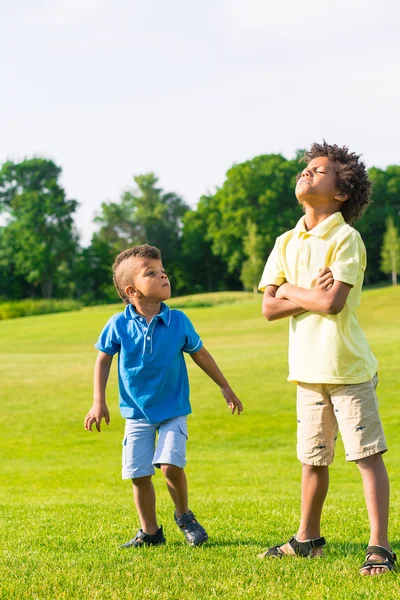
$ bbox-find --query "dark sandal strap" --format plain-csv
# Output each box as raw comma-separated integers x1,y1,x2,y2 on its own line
135,530,147,542
288,535,326,556
263,545,286,557
360,545,396,573
365,545,396,563
175,511,197,527
260,535,326,558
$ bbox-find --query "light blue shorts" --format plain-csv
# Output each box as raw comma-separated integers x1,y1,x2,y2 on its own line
122,416,188,479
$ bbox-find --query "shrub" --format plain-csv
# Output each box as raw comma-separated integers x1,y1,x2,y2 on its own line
0,299,82,320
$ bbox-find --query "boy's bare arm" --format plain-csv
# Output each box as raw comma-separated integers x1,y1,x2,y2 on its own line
276,278,351,315
262,285,307,321
84,351,113,432
190,346,243,414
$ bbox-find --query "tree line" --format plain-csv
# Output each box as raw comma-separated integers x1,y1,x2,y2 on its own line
0,153,399,303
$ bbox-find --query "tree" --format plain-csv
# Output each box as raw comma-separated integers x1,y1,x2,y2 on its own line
180,199,235,294
75,234,117,304
380,217,400,285
240,220,265,294
0,226,27,300
0,159,79,298
93,173,190,295
195,154,302,285
356,166,400,283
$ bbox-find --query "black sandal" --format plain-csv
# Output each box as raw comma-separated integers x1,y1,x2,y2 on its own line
359,545,396,574
258,535,326,558
120,526,166,548
174,511,208,546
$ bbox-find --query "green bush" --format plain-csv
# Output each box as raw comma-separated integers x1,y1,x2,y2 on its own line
0,299,82,320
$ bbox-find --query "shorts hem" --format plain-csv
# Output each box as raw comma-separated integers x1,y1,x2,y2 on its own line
153,454,186,470
122,467,155,480
297,456,333,467
345,446,388,462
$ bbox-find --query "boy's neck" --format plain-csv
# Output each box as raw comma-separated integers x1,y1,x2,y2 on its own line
131,300,162,323
303,206,341,231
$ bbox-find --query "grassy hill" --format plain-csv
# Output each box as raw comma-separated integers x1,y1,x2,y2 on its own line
1,287,400,599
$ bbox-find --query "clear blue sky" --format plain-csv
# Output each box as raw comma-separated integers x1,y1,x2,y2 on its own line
1,0,399,245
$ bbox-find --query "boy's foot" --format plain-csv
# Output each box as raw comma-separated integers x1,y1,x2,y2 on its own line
359,545,396,576
258,535,325,558
120,526,166,548
174,510,208,546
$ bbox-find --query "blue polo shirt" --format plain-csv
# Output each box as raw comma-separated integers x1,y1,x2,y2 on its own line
95,302,202,423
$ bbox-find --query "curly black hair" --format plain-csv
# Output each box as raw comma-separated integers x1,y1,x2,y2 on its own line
299,141,373,225
112,244,161,304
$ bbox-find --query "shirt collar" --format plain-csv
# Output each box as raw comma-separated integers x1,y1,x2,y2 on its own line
293,211,345,239
124,302,171,326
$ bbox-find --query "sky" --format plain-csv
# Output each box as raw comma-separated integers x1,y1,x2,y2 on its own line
1,0,399,245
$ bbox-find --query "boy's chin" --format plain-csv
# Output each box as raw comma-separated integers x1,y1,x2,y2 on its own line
295,191,307,204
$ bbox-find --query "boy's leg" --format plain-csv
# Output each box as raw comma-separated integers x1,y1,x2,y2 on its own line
121,419,163,543
132,475,159,535
159,464,189,516
153,416,189,516
155,416,208,546
295,384,335,545
278,464,328,556
298,463,329,540
357,453,391,576
331,376,393,575
261,383,335,557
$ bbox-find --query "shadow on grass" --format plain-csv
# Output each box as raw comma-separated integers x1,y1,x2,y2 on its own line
176,539,400,554
119,538,267,550
325,540,400,555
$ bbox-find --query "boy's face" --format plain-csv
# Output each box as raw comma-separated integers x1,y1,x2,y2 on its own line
295,156,345,206
125,258,171,303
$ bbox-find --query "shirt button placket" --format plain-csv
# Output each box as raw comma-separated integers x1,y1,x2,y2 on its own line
145,319,156,354
299,237,305,266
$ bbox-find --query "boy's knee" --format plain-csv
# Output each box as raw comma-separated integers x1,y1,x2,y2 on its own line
132,474,153,486
302,463,328,470
356,452,384,468
160,463,183,480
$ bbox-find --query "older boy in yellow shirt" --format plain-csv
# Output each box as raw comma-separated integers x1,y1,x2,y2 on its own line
258,141,395,576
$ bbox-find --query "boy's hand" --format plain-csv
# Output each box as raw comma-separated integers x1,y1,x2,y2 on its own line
316,267,334,291
84,404,110,432
221,387,243,415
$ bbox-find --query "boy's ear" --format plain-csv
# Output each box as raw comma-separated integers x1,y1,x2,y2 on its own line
335,190,349,203
125,285,138,298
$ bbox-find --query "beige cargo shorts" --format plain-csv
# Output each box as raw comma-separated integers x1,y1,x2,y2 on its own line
296,374,387,466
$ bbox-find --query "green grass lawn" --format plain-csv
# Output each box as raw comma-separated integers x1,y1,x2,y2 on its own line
1,287,400,599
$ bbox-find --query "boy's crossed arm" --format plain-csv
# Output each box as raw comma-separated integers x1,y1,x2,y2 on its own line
263,268,351,321
262,286,307,321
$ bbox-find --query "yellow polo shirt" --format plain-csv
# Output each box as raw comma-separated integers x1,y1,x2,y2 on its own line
258,212,378,384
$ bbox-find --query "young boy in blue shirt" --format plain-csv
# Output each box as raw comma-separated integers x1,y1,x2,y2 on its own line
85,244,243,548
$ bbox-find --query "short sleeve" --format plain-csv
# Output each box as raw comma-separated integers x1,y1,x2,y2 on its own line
329,233,366,286
94,317,121,355
258,239,286,292
181,313,202,354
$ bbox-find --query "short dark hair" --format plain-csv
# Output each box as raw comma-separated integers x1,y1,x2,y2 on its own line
299,141,373,225
112,244,161,304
